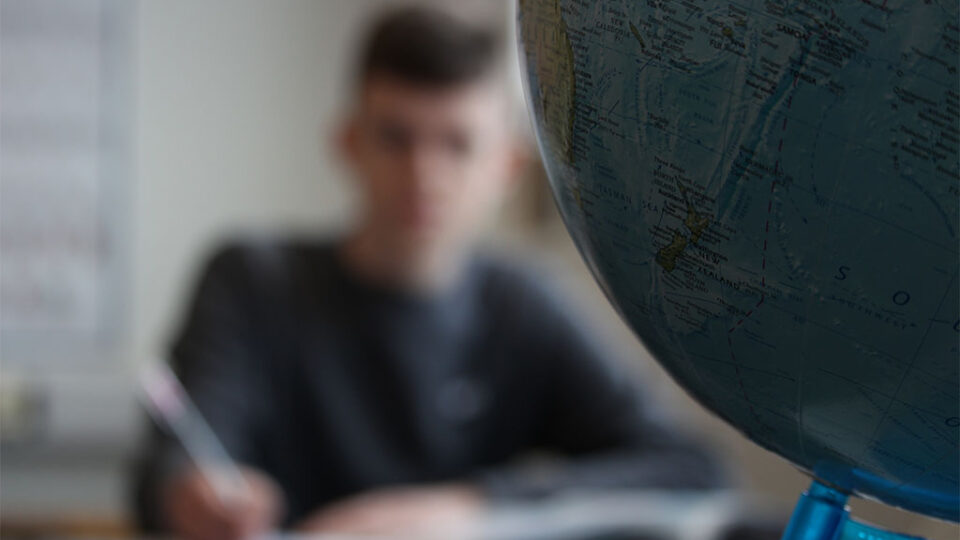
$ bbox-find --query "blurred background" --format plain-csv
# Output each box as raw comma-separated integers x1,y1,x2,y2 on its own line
0,0,954,538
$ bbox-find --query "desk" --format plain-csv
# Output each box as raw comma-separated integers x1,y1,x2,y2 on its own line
0,490,785,540
474,490,783,540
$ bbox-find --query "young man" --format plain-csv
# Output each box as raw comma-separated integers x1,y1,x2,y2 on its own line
133,7,725,538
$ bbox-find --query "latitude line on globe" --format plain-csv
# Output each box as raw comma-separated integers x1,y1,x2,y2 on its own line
818,369,956,427
590,39,952,189
727,334,765,431
859,271,959,462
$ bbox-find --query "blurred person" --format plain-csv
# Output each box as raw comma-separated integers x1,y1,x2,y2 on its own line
132,6,726,539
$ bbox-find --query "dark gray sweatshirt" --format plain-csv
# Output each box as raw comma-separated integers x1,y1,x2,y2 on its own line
132,239,726,530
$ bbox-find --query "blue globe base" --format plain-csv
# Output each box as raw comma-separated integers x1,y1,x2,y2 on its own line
782,481,924,540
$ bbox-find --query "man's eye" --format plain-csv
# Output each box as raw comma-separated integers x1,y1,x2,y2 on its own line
443,132,473,157
376,124,411,150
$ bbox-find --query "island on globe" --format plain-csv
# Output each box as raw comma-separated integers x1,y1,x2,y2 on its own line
518,0,959,523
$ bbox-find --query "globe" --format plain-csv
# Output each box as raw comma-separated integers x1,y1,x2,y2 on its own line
518,0,959,524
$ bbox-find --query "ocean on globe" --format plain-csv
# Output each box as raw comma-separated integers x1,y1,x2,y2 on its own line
518,0,959,522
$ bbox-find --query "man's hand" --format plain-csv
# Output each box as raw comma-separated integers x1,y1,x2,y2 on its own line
295,483,484,537
162,466,284,540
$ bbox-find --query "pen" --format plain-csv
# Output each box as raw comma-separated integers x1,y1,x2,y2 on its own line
138,361,252,506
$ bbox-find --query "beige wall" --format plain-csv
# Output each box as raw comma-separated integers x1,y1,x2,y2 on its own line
133,0,365,367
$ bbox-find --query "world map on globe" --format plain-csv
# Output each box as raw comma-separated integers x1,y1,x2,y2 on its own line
518,0,959,522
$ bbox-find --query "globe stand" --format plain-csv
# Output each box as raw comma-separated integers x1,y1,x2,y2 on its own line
781,480,923,540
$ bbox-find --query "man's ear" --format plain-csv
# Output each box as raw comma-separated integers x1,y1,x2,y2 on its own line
334,114,360,167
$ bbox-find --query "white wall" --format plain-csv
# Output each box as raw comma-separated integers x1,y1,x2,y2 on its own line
133,0,358,366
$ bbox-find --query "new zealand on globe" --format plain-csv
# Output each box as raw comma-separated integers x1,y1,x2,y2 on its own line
518,0,958,537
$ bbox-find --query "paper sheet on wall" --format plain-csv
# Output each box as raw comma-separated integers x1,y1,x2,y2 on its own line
1,0,134,365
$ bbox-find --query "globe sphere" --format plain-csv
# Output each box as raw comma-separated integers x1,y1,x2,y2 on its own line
519,0,959,521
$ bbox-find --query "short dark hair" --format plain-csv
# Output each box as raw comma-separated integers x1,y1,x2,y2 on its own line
357,6,502,87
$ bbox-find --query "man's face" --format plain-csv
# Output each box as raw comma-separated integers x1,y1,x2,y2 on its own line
340,75,519,258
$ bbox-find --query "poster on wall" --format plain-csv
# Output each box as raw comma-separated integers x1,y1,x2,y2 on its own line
0,0,135,368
